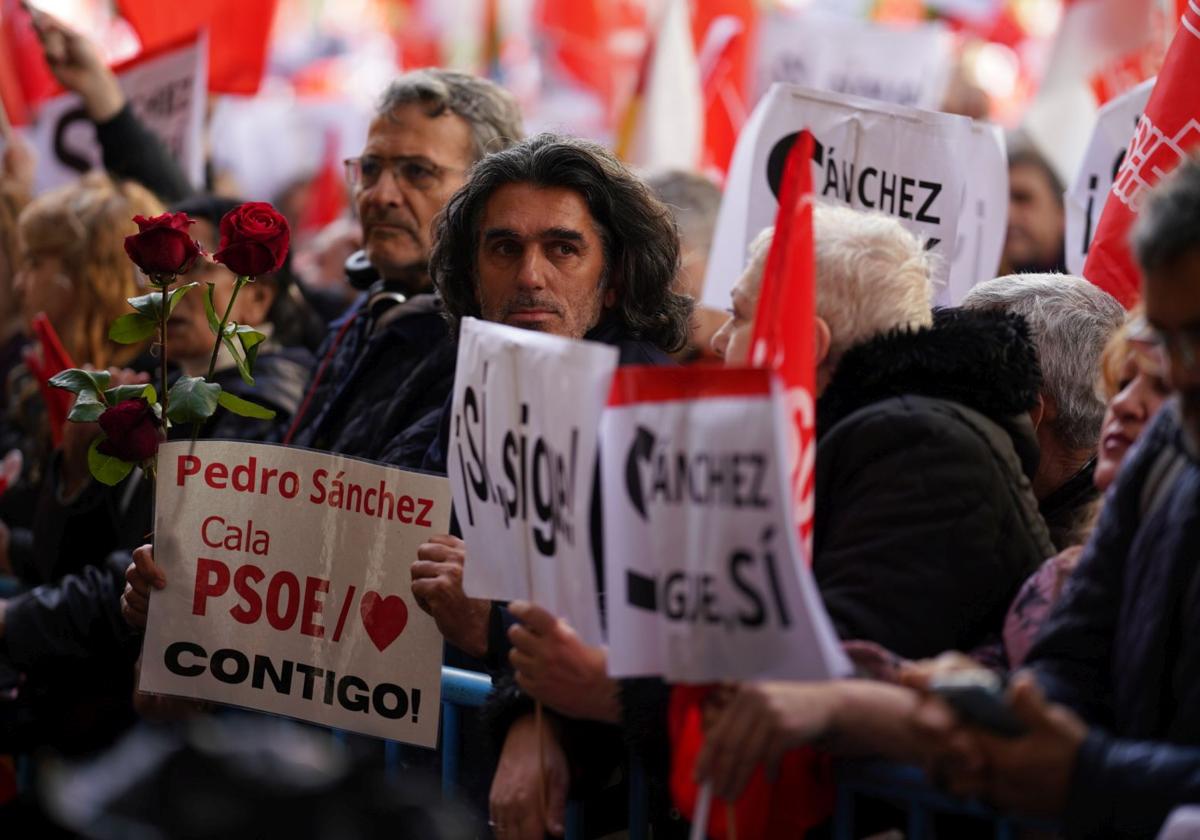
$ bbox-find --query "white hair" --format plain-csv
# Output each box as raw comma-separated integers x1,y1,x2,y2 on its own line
742,206,933,363
961,274,1125,451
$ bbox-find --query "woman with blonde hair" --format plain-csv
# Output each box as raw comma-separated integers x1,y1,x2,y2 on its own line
14,172,162,370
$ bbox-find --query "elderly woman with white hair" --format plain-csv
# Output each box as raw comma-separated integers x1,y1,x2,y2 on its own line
713,205,1054,662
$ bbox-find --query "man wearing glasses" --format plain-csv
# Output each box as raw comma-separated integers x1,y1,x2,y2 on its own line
282,70,524,467
915,154,1200,838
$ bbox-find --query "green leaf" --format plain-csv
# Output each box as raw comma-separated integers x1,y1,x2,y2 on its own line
166,376,222,424
217,390,276,420
203,282,221,333
108,312,157,344
87,436,135,486
127,283,199,320
49,368,111,396
221,335,255,386
105,383,157,405
68,390,105,423
235,326,267,373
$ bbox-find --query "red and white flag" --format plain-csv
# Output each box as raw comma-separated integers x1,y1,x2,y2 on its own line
750,130,818,551
1082,0,1200,308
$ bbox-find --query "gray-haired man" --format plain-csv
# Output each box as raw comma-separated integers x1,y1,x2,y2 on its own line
283,69,525,464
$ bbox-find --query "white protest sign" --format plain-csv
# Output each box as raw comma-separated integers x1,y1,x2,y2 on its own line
754,11,954,111
601,366,849,683
946,122,1008,305
702,83,984,309
1065,77,1155,278
31,36,207,195
446,317,618,646
139,441,449,748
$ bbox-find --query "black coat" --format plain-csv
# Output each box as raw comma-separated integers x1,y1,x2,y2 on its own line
285,294,456,469
1028,401,1200,839
814,308,1055,659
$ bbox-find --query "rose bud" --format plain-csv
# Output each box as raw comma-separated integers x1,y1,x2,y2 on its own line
124,213,203,279
97,398,161,462
213,202,290,277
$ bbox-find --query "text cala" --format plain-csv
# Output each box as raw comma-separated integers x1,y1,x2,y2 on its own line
176,454,435,527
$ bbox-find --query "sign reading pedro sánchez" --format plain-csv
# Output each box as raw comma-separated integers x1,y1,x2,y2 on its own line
139,441,450,747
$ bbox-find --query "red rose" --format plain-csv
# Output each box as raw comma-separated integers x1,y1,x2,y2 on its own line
213,202,290,277
124,213,203,278
97,399,160,462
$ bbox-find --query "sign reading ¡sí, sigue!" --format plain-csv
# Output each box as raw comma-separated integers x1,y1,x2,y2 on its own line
139,441,450,747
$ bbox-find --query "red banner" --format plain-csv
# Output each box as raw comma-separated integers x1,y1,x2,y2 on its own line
749,130,817,548
1082,1,1200,307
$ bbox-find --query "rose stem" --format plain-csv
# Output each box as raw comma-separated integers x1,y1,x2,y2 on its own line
205,276,248,382
159,277,170,434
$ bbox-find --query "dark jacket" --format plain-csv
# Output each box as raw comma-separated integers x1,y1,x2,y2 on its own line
285,294,456,469
1028,401,1200,839
814,308,1055,659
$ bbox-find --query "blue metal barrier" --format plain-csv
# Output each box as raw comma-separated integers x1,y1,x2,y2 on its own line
833,759,1058,840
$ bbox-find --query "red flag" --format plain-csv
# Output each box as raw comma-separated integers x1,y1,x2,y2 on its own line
298,129,348,235
0,0,58,125
23,314,78,448
750,130,817,548
693,0,755,180
537,0,645,122
116,0,278,95
1083,2,1200,308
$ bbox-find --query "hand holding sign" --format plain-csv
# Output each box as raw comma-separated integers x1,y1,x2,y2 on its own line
411,534,491,659
122,543,167,629
26,7,125,122
507,601,620,724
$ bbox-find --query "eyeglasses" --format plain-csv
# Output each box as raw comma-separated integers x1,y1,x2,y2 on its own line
343,155,463,191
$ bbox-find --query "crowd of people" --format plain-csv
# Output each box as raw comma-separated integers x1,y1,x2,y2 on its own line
1,9,1199,840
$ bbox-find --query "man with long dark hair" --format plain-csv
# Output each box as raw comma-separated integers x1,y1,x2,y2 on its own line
409,133,692,840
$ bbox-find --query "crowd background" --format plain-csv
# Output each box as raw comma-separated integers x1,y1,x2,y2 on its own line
1,0,1199,839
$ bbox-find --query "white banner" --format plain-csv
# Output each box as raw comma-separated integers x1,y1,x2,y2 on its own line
32,36,207,195
600,366,849,683
702,84,1001,310
754,11,954,111
140,441,449,748
947,122,1008,304
446,318,618,646
1065,77,1155,278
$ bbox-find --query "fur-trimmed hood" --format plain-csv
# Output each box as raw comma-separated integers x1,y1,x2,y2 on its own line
818,307,1043,473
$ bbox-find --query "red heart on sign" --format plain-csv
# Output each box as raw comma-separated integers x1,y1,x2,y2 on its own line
359,592,408,652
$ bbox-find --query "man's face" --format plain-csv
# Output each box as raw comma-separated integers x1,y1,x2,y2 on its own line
475,183,612,339
355,104,474,284
1004,162,1065,271
1144,247,1200,450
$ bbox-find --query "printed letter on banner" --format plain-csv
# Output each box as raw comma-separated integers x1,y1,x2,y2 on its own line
601,366,848,683
139,441,449,747
702,83,1003,309
447,317,618,646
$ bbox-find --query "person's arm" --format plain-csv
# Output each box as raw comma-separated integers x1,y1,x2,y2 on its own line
30,8,193,202
1,551,135,667
1065,730,1200,839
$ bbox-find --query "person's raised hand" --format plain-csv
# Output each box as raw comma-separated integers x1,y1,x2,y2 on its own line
410,534,491,658
27,7,124,122
507,600,620,723
489,712,569,839
121,543,166,629
694,681,840,800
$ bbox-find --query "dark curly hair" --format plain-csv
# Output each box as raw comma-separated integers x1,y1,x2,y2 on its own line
430,133,693,353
